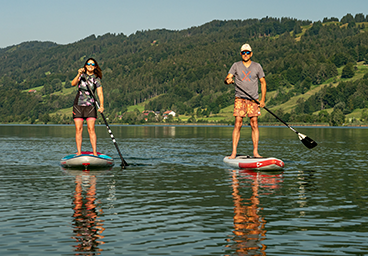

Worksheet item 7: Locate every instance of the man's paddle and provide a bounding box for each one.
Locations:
[82,76,129,167]
[236,85,318,149]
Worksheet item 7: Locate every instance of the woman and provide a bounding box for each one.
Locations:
[71,58,104,156]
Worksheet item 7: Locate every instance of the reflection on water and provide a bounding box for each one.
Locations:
[1,125,368,255]
[226,170,283,255]
[296,170,317,217]
[68,169,107,255]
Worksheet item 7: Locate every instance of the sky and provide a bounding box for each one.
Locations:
[1,0,367,48]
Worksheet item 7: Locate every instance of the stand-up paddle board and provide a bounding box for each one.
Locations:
[60,151,114,169]
[223,155,284,171]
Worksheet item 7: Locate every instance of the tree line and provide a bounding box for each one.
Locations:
[0,13,367,125]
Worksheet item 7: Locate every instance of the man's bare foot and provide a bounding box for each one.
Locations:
[228,153,237,159]
[253,153,263,158]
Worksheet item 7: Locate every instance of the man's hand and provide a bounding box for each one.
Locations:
[259,100,265,108]
[224,74,234,84]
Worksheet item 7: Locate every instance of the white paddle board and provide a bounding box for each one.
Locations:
[223,155,284,171]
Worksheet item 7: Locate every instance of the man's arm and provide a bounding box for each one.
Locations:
[259,77,266,108]
[224,73,234,85]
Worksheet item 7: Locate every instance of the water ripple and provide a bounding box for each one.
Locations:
[1,125,368,255]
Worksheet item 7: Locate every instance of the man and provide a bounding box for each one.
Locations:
[224,43,266,159]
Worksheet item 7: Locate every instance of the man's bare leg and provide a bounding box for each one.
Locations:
[250,116,262,158]
[229,116,243,159]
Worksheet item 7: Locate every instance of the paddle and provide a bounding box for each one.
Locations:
[236,85,318,149]
[82,76,129,167]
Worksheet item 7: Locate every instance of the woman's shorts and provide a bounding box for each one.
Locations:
[73,105,97,120]
[233,97,261,118]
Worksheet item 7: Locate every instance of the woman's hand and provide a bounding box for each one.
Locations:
[98,106,104,113]
[78,68,85,75]
[72,68,85,86]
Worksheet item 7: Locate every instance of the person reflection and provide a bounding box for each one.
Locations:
[71,172,105,255]
[226,169,283,256]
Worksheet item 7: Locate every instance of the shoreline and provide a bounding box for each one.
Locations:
[1,122,368,128]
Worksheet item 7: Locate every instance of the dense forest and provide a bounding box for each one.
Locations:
[1,13,368,126]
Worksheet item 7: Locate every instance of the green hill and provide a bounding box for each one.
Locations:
[1,14,368,126]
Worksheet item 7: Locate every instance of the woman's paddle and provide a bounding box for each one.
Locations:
[236,85,318,149]
[82,77,129,167]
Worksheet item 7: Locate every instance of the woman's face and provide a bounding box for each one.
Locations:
[85,60,96,73]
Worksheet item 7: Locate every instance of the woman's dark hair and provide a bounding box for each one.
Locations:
[84,58,102,79]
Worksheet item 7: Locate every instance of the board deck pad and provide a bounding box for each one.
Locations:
[223,155,284,171]
[60,151,114,169]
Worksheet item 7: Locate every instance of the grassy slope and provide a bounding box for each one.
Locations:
[42,62,367,122]
[271,62,368,114]
[39,22,368,122]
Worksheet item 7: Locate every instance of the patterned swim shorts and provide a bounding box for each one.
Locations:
[233,97,261,118]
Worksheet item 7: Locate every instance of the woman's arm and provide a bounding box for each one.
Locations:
[96,87,104,113]
[71,68,85,86]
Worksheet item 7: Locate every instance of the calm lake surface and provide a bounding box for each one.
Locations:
[0,124,367,255]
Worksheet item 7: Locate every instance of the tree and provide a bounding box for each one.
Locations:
[318,110,330,123]
[166,114,174,123]
[64,79,72,89]
[300,76,312,94]
[51,79,62,92]
[147,112,157,122]
[354,13,365,22]
[293,24,302,35]
[332,53,348,68]
[329,109,345,126]
[341,13,354,24]
[41,84,53,95]
[187,115,196,123]
[361,109,368,121]
[40,113,50,124]
[341,63,355,79]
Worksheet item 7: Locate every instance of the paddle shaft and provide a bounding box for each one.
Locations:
[236,85,298,134]
[83,77,128,167]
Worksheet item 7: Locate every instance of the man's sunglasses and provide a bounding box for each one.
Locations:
[241,51,252,55]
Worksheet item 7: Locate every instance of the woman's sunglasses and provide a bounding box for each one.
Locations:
[86,63,96,66]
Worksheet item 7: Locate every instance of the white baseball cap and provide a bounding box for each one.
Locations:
[240,44,252,52]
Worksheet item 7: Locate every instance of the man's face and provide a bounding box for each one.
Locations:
[241,51,253,62]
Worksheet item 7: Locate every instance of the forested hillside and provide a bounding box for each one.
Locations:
[1,13,368,125]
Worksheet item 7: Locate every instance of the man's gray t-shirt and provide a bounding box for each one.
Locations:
[228,61,265,100]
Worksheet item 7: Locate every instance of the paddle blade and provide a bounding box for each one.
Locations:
[298,133,318,149]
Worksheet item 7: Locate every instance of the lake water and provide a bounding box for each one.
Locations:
[0,124,367,255]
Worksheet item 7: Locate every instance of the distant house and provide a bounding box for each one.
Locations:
[142,110,158,121]
[142,110,157,116]
[163,110,176,119]
[28,89,37,93]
